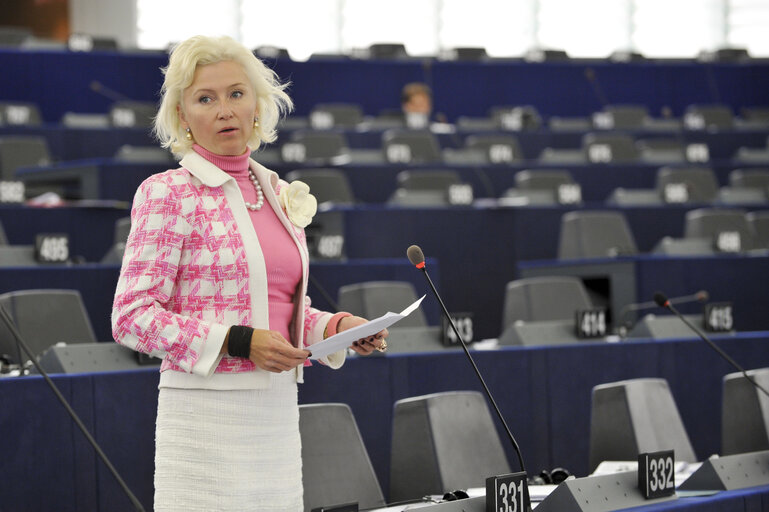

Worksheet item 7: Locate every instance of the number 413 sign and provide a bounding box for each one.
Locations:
[486,472,530,512]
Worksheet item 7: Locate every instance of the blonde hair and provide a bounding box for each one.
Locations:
[154,35,293,157]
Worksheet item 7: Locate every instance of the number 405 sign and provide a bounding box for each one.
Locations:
[486,472,530,512]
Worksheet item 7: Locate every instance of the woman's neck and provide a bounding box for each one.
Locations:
[192,144,250,173]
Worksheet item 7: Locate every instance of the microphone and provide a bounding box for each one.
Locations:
[617,290,709,331]
[407,245,528,475]
[308,272,341,313]
[584,67,609,107]
[435,111,496,198]
[654,291,769,399]
[89,80,131,102]
[0,304,146,512]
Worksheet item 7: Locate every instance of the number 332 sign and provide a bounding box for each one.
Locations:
[638,450,675,499]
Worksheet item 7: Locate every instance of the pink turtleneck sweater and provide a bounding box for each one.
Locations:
[193,145,302,345]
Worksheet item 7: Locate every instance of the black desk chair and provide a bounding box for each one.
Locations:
[300,403,385,511]
[102,216,131,264]
[589,378,697,473]
[0,135,51,181]
[684,207,757,251]
[722,368,769,455]
[389,391,511,503]
[338,281,427,328]
[285,168,356,206]
[747,211,769,249]
[0,289,97,363]
[309,103,364,129]
[558,210,638,260]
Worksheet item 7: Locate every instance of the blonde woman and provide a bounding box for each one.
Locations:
[112,35,387,511]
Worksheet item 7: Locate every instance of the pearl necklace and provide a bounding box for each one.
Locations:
[245,167,264,211]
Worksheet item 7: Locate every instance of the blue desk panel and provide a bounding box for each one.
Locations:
[0,125,154,161]
[14,157,769,205]
[5,204,769,339]
[2,49,768,122]
[2,334,769,511]
[627,484,769,512]
[3,123,766,163]
[343,207,769,337]
[0,204,130,262]
[0,260,440,344]
[518,254,769,333]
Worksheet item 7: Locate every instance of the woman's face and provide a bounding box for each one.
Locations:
[179,60,258,156]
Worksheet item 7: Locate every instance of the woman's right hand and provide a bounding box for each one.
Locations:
[248,329,310,373]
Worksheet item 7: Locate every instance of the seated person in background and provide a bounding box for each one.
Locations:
[401,82,433,129]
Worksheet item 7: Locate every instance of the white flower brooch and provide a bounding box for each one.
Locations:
[278,180,317,228]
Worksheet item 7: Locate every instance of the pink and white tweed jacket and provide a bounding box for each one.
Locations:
[111,151,344,389]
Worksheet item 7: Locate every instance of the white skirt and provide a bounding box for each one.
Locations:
[154,372,302,512]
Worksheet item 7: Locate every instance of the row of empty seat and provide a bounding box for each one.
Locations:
[0,284,763,506]
[259,129,769,167]
[301,368,769,509]
[288,166,769,207]
[3,99,768,132]
[3,135,769,207]
[3,203,768,271]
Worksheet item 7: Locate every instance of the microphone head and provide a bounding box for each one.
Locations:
[653,292,668,308]
[407,245,425,266]
[696,290,709,302]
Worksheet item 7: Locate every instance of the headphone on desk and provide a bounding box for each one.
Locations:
[531,467,572,485]
[441,490,469,501]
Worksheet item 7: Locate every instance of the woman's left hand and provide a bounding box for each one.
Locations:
[337,315,389,355]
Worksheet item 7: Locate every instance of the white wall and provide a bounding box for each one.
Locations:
[69,0,137,49]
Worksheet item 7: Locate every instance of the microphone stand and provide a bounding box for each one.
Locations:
[412,258,527,475]
[658,296,769,399]
[0,304,146,512]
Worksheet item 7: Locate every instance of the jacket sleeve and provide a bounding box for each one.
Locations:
[302,294,346,369]
[111,175,226,377]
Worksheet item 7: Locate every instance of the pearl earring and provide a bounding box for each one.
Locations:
[253,118,259,128]
[185,128,192,141]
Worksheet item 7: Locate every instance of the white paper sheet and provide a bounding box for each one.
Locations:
[308,295,425,359]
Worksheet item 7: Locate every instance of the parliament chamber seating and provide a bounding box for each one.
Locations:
[2,47,769,511]
[721,367,769,455]
[284,168,357,206]
[389,391,512,502]
[589,378,698,472]
[299,403,386,511]
[0,289,96,364]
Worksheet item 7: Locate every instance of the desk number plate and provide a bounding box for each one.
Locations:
[35,233,70,263]
[486,471,530,512]
[443,313,473,346]
[638,450,675,499]
[575,308,607,338]
[704,302,733,332]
